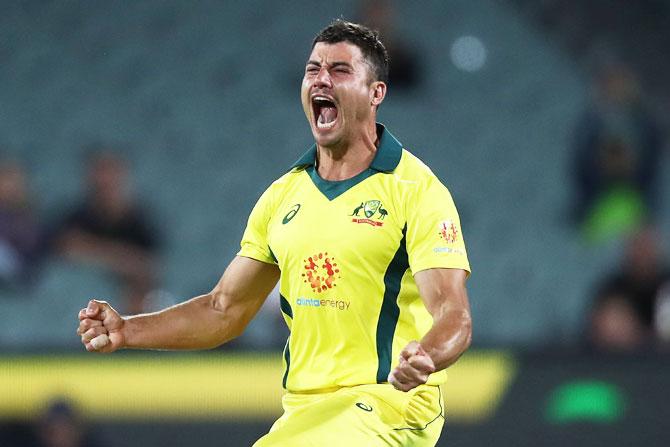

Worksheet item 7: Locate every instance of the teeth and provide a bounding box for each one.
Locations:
[317,118,336,129]
[313,95,336,129]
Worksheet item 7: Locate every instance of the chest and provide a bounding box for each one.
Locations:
[267,176,406,274]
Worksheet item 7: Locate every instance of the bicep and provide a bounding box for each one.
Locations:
[414,268,470,318]
[211,256,280,320]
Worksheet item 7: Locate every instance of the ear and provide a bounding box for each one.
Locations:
[371,81,387,107]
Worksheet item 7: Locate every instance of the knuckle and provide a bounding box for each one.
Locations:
[84,328,99,340]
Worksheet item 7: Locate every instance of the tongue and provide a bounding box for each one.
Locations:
[319,106,337,124]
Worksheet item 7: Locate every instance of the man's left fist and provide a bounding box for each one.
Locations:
[388,341,436,392]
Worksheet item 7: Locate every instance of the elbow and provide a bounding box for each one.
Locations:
[460,310,473,353]
[209,290,246,343]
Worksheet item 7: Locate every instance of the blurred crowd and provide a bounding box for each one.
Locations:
[571,60,669,353]
[0,2,666,356]
[0,2,668,447]
[587,227,670,352]
[0,399,104,447]
[0,149,160,315]
[571,61,663,241]
[0,147,291,350]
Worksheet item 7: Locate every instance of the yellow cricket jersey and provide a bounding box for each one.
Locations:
[238,123,470,392]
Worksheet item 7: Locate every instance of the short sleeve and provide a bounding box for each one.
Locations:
[406,177,470,275]
[237,187,277,265]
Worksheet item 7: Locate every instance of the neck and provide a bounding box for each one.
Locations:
[316,121,378,181]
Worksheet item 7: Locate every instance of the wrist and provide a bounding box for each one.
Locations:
[116,316,133,349]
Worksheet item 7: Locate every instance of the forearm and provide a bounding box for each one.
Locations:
[78,257,278,354]
[420,308,472,371]
[121,292,242,350]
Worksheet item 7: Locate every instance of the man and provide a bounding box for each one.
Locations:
[77,20,472,446]
[58,150,159,314]
[588,226,669,351]
[0,159,43,289]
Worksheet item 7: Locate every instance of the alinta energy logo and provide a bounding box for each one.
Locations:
[439,219,459,244]
[302,252,341,293]
[350,199,388,227]
[434,219,465,254]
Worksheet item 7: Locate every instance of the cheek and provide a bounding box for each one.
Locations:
[301,76,310,92]
[300,80,311,112]
[351,88,373,116]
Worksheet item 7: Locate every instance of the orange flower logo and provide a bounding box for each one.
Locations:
[302,252,341,293]
[439,220,459,244]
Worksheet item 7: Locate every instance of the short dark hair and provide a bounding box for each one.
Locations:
[312,19,389,84]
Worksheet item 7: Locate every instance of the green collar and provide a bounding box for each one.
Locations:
[290,123,403,172]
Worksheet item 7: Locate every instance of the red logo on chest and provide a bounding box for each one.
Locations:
[302,252,341,293]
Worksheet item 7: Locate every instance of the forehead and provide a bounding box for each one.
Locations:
[307,41,365,65]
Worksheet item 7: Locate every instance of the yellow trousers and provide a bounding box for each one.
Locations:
[253,384,444,446]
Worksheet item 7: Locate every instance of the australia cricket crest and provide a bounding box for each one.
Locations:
[363,200,381,218]
[351,199,388,227]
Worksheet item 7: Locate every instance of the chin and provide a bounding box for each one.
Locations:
[314,131,343,148]
[309,124,336,146]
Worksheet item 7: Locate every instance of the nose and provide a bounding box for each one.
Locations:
[313,67,332,88]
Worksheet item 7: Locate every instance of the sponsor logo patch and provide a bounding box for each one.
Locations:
[302,252,340,293]
[295,297,350,310]
[438,219,459,244]
[433,247,465,254]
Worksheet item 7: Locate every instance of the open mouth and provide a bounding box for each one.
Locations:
[312,96,338,129]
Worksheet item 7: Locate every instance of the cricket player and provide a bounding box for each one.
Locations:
[77,20,472,446]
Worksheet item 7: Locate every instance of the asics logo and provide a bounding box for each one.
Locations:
[282,204,301,224]
[356,402,373,412]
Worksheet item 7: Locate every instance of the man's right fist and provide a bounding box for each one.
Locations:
[77,299,124,353]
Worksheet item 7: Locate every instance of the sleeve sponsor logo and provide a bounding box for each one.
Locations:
[439,220,459,244]
[350,199,388,227]
[301,252,341,293]
[433,247,465,254]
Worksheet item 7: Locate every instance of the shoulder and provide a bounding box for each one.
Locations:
[254,169,302,207]
[268,169,301,193]
[392,149,442,189]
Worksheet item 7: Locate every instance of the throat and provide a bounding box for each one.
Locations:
[317,106,337,126]
[316,149,375,181]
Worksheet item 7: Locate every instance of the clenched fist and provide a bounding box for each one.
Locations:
[77,300,125,353]
[388,341,435,392]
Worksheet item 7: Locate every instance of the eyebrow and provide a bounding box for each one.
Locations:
[306,60,354,69]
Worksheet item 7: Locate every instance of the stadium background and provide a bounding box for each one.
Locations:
[0,1,668,446]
